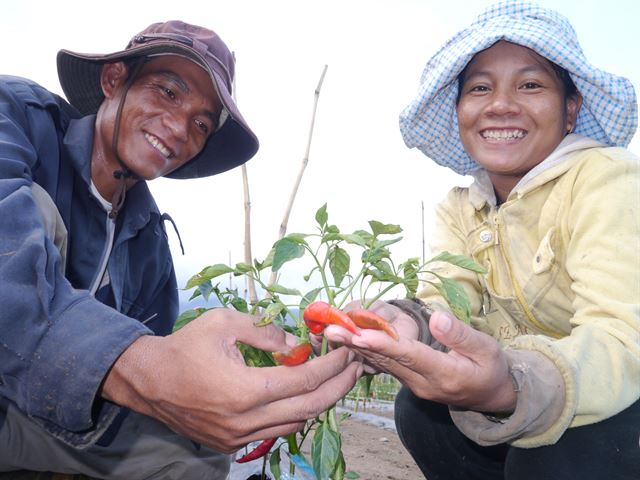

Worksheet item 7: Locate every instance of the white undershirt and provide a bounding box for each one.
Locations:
[88,181,116,295]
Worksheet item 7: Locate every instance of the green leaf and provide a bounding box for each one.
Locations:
[197,281,214,301]
[326,224,340,234]
[345,471,360,479]
[266,283,302,296]
[257,301,286,326]
[369,220,402,236]
[301,287,323,310]
[400,258,420,297]
[173,307,208,332]
[315,203,328,228]
[340,233,369,248]
[284,232,309,244]
[361,246,390,264]
[230,297,249,313]
[184,264,234,289]
[255,248,275,271]
[322,232,343,243]
[329,246,350,287]
[312,421,341,480]
[332,451,346,480]
[375,236,403,248]
[272,238,306,272]
[429,251,487,274]
[234,262,253,274]
[353,230,374,247]
[430,276,471,323]
[269,445,282,479]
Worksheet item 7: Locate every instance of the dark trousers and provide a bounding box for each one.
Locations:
[394,387,640,480]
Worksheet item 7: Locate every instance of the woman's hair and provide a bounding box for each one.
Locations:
[456,57,579,103]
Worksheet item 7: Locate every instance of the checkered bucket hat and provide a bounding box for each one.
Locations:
[399,0,638,175]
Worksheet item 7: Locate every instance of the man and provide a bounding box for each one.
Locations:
[0,21,361,479]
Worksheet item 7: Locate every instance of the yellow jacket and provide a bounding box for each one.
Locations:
[418,135,640,447]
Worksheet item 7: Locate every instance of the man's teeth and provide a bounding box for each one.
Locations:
[481,129,526,140]
[144,133,171,157]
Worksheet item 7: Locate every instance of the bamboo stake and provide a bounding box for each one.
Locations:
[267,65,328,288]
[233,51,258,304]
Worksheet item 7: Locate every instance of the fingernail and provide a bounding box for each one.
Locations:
[438,313,453,333]
[347,351,356,362]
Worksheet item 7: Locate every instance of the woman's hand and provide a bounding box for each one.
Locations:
[324,308,516,414]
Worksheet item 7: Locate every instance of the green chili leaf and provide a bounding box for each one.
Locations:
[352,229,374,245]
[429,251,487,274]
[401,258,420,297]
[269,446,281,479]
[430,276,471,324]
[312,421,341,480]
[345,471,361,479]
[329,246,350,287]
[332,452,346,480]
[256,301,286,326]
[322,232,342,243]
[315,203,328,228]
[284,232,309,244]
[184,264,234,289]
[255,248,275,271]
[340,233,369,247]
[197,281,214,301]
[326,224,340,234]
[368,220,402,236]
[361,246,390,264]
[230,296,249,313]
[375,236,403,248]
[300,287,323,311]
[266,283,302,296]
[272,238,306,272]
[234,262,253,275]
[173,307,208,332]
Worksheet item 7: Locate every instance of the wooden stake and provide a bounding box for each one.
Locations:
[268,65,328,287]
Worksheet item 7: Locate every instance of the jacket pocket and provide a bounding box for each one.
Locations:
[532,227,556,275]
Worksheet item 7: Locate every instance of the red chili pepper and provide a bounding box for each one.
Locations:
[272,342,313,366]
[303,301,359,335]
[235,437,278,463]
[346,309,399,340]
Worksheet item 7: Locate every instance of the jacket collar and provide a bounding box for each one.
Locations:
[63,115,160,232]
[468,134,606,210]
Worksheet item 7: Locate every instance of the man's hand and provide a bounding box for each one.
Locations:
[101,309,362,453]
[323,309,516,414]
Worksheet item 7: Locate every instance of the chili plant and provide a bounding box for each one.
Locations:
[176,203,486,479]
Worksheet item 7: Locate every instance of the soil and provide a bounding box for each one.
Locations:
[337,415,422,480]
[231,400,423,480]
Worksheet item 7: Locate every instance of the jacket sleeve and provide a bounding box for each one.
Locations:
[501,150,640,447]
[0,80,152,448]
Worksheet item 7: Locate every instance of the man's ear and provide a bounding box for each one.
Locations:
[100,61,129,99]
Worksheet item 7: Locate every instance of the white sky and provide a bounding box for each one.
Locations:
[3,0,639,305]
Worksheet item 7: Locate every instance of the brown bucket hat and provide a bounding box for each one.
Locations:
[56,20,259,179]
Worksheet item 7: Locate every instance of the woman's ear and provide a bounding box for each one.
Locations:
[565,92,583,134]
[100,61,129,98]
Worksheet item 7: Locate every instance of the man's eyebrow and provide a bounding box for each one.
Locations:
[157,71,191,94]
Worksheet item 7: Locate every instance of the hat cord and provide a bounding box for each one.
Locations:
[108,59,146,219]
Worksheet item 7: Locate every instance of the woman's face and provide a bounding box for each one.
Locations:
[456,41,581,199]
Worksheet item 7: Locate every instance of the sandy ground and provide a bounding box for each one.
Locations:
[231,400,423,480]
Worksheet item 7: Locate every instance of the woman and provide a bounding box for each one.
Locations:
[324,2,639,479]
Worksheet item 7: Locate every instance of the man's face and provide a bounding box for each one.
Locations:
[101,56,221,180]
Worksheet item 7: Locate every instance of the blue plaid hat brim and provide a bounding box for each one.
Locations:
[400,1,638,175]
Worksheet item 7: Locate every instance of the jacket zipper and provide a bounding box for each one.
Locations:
[494,215,563,339]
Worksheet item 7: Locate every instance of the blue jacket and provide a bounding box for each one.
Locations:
[0,76,179,447]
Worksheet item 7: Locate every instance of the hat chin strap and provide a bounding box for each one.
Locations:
[108,60,145,219]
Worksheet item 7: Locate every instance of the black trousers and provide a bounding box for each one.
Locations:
[394,387,640,480]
